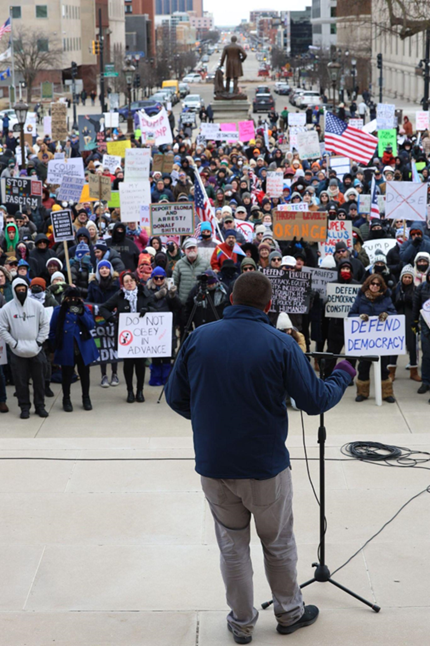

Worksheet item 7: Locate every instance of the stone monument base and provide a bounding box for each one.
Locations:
[211,99,251,123]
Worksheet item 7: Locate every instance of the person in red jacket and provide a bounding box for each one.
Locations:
[211,231,241,272]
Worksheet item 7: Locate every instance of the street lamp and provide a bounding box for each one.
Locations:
[351,57,357,99]
[13,99,28,170]
[122,60,136,137]
[327,58,341,111]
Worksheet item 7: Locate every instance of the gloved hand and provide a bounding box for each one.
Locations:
[412,236,422,246]
[169,285,177,297]
[139,307,148,318]
[70,304,84,316]
[334,360,357,381]
[378,312,388,322]
[155,288,167,300]
[360,313,369,322]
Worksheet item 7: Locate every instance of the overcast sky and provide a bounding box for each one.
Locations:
[205,1,308,28]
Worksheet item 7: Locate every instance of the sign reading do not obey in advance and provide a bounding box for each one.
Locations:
[117,312,173,358]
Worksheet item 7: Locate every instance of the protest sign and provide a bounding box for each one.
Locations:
[363,119,377,134]
[104,112,119,128]
[266,171,284,197]
[416,111,429,131]
[57,176,85,203]
[79,184,97,203]
[273,210,327,243]
[377,129,397,156]
[358,194,371,214]
[288,113,306,126]
[90,318,119,365]
[218,130,239,142]
[319,220,353,257]
[3,177,42,209]
[0,337,7,365]
[385,182,427,221]
[54,152,65,160]
[119,181,151,223]
[420,298,430,329]
[278,203,308,212]
[329,156,350,181]
[296,130,321,160]
[363,238,397,264]
[349,118,364,129]
[235,220,254,243]
[140,204,150,232]
[88,174,112,201]
[117,312,173,358]
[43,115,51,136]
[377,103,396,130]
[325,284,361,318]
[108,191,120,209]
[152,152,174,174]
[125,147,151,181]
[150,202,194,236]
[50,102,67,141]
[238,120,255,142]
[24,113,37,136]
[106,140,131,157]
[306,267,337,298]
[344,315,406,356]
[139,107,173,146]
[102,154,122,174]
[263,269,312,314]
[78,114,105,151]
[200,123,220,139]
[51,209,74,242]
[47,158,84,185]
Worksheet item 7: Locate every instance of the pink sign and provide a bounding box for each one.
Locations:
[239,120,255,142]
[220,123,236,131]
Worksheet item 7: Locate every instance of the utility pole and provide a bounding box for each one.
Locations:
[423,29,430,111]
[71,61,78,130]
[99,8,106,113]
[377,53,383,103]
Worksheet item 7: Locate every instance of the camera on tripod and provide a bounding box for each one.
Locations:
[195,273,210,302]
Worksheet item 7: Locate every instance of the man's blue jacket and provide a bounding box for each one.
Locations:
[165,305,351,479]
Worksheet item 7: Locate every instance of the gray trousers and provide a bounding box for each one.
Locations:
[201,467,304,637]
[10,351,45,411]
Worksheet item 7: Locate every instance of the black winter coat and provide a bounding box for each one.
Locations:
[107,223,140,271]
[99,284,156,322]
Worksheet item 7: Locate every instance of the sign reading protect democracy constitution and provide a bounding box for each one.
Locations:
[344,315,406,356]
[325,284,360,318]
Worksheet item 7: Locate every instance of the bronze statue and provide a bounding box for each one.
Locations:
[219,35,247,95]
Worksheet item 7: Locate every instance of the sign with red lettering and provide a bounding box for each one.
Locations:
[319,219,353,257]
[138,107,173,146]
[273,210,327,243]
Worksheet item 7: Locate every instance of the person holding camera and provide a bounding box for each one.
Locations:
[99,271,156,403]
[49,288,99,412]
[184,270,229,329]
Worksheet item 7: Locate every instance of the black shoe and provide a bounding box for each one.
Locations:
[35,407,49,418]
[63,398,73,413]
[45,384,55,397]
[355,395,367,402]
[20,409,30,420]
[417,383,429,394]
[227,623,252,644]
[82,397,92,411]
[136,390,145,403]
[127,390,135,403]
[276,605,319,635]
[384,396,396,403]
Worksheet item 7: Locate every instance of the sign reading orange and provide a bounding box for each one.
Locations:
[273,210,327,243]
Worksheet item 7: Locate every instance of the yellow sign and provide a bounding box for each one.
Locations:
[79,183,98,203]
[106,140,131,158]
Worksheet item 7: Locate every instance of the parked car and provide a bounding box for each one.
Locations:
[179,83,190,98]
[255,85,271,95]
[117,100,162,122]
[252,92,275,113]
[182,94,204,111]
[274,82,290,95]
[156,88,179,105]
[289,89,306,106]
[182,73,202,84]
[297,91,322,109]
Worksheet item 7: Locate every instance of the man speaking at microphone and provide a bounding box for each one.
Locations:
[165,272,355,644]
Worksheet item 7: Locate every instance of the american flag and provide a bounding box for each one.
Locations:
[370,176,380,219]
[0,17,11,41]
[325,112,377,165]
[193,170,224,240]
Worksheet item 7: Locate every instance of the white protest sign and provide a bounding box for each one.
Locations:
[117,312,173,358]
[329,156,350,181]
[57,175,85,203]
[218,131,239,142]
[278,203,309,212]
[288,113,306,126]
[47,158,85,185]
[43,115,51,136]
[102,154,122,174]
[349,118,364,129]
[54,152,65,160]
[125,147,151,181]
[344,315,406,356]
[0,337,7,365]
[296,130,321,160]
[377,103,396,130]
[235,220,254,243]
[319,220,352,257]
[104,112,119,128]
[200,123,220,139]
[150,202,194,236]
[416,111,429,131]
[306,267,337,298]
[140,204,150,230]
[363,238,397,265]
[24,113,37,136]
[119,181,151,223]
[358,194,371,214]
[362,119,377,134]
[385,182,427,221]
[266,171,284,197]
[139,107,173,146]
[325,283,361,318]
[420,298,430,328]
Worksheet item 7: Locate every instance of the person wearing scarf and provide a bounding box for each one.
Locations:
[29,277,58,398]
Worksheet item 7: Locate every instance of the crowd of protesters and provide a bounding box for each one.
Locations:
[1,94,430,419]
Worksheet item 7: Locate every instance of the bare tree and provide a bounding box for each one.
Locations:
[13,27,63,102]
[343,0,430,39]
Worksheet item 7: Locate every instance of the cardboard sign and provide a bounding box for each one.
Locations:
[319,220,353,257]
[50,102,68,141]
[273,210,327,243]
[119,181,151,223]
[377,129,397,157]
[152,152,174,174]
[416,111,429,131]
[288,113,306,126]
[266,171,284,197]
[102,154,122,174]
[296,130,321,160]
[344,315,406,356]
[117,312,173,358]
[306,267,337,298]
[238,120,255,142]
[106,140,131,157]
[3,177,42,209]
[376,103,396,130]
[51,209,74,242]
[349,118,364,129]
[363,238,397,265]
[88,174,112,201]
[125,147,151,181]
[325,283,361,318]
[47,158,85,185]
[385,182,427,221]
[263,268,312,314]
[139,107,173,146]
[200,123,221,139]
[150,203,194,236]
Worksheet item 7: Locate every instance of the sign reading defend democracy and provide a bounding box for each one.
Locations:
[263,268,312,314]
[117,312,173,358]
[325,284,361,318]
[150,203,194,236]
[273,210,327,243]
[344,315,406,356]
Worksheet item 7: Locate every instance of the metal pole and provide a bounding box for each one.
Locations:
[99,8,106,113]
[9,7,16,107]
[379,62,383,104]
[71,78,78,130]
[423,29,430,111]
[19,123,25,170]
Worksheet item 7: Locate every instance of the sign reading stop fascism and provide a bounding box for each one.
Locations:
[273,210,327,243]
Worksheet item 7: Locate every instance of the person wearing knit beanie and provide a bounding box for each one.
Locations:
[241,257,257,272]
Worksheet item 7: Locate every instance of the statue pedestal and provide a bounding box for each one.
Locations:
[211,99,251,124]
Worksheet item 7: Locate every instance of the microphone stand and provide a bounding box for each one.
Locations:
[262,351,381,613]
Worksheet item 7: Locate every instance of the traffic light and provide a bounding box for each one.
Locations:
[71,61,78,78]
[92,40,101,55]
[134,74,141,88]
[377,53,383,69]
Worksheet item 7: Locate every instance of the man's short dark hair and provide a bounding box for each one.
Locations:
[232,273,272,311]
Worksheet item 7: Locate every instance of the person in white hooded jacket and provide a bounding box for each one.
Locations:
[0,278,50,419]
